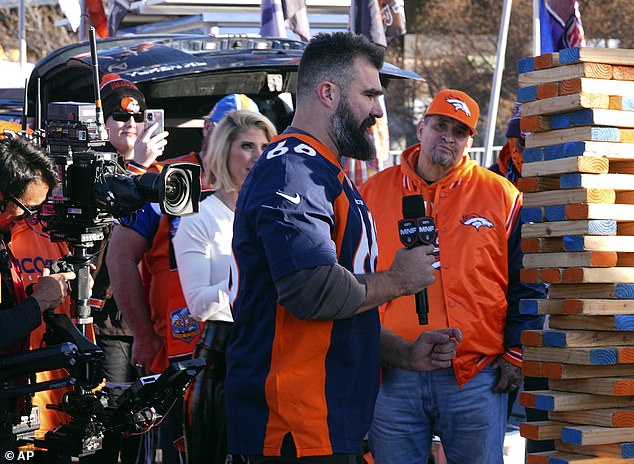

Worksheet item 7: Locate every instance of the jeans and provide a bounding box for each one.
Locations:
[368,365,507,464]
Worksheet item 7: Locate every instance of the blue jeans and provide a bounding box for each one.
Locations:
[368,366,507,464]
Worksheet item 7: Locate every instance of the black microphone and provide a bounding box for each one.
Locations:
[398,195,437,325]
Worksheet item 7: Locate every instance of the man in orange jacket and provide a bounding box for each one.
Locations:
[360,89,545,464]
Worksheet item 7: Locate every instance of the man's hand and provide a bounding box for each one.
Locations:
[31,268,76,311]
[131,332,164,375]
[491,356,522,393]
[132,123,169,168]
[389,245,436,296]
[407,328,462,371]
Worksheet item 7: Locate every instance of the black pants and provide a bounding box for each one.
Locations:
[245,434,363,464]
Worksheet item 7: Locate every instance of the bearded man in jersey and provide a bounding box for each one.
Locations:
[225,32,462,464]
[359,89,545,464]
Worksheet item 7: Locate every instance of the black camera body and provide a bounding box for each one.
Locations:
[42,101,201,246]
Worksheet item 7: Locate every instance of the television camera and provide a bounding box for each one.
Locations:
[0,27,203,457]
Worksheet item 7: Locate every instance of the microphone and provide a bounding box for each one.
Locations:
[399,195,437,325]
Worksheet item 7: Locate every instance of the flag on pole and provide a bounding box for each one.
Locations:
[381,0,406,44]
[350,0,387,47]
[107,0,131,36]
[58,0,81,32]
[540,0,585,53]
[261,0,287,38]
[282,0,311,42]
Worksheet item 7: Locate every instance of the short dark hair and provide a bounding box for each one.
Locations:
[296,32,385,101]
[0,137,58,198]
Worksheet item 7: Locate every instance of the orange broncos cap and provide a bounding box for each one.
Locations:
[425,89,480,135]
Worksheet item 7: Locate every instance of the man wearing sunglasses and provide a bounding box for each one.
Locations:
[0,135,77,455]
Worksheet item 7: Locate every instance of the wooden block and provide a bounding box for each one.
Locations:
[542,330,634,348]
[561,424,634,446]
[548,452,634,463]
[617,253,634,266]
[538,141,634,162]
[523,330,546,346]
[560,47,634,66]
[521,420,571,441]
[522,94,610,118]
[520,299,566,315]
[523,237,568,253]
[613,65,634,81]
[521,268,542,283]
[550,377,634,396]
[548,283,634,299]
[522,157,609,177]
[522,115,552,132]
[523,346,626,366]
[522,220,616,239]
[520,390,634,411]
[550,408,634,428]
[560,173,634,190]
[523,360,544,377]
[556,440,634,460]
[535,52,561,70]
[527,451,559,464]
[618,223,634,236]
[563,236,634,252]
[564,299,634,316]
[559,78,634,97]
[527,127,634,149]
[541,362,634,379]
[564,204,634,221]
[523,189,615,208]
[538,82,560,99]
[523,252,617,269]
[518,86,539,102]
[563,267,634,284]
[609,161,634,174]
[519,63,613,88]
[609,95,634,111]
[518,176,561,192]
[550,315,634,331]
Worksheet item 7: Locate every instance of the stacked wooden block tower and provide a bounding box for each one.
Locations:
[515,47,634,464]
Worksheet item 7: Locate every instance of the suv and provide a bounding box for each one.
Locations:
[27,34,419,157]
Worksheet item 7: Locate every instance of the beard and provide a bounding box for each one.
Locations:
[329,97,377,161]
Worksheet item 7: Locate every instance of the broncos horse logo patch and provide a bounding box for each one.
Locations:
[446,98,471,117]
[461,214,494,231]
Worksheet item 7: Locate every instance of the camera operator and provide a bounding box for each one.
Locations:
[0,136,75,453]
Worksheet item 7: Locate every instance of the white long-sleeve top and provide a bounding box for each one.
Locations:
[172,194,234,322]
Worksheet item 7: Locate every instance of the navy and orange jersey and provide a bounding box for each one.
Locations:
[226,132,381,457]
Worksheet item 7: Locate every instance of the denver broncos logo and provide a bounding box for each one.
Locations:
[446,98,471,117]
[120,96,141,113]
[461,214,494,231]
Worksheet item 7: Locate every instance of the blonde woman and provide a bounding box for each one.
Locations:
[173,109,277,464]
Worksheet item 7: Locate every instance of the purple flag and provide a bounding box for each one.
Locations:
[282,0,311,42]
[350,0,387,48]
[261,0,287,38]
[540,0,585,53]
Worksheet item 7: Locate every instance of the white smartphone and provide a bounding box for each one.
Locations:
[144,109,165,133]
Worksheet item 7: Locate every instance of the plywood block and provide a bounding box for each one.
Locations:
[563,267,634,284]
[549,315,634,332]
[563,236,634,253]
[541,362,634,379]
[522,157,609,177]
[548,283,634,299]
[560,78,634,97]
[518,176,562,192]
[614,66,634,81]
[562,424,634,446]
[522,220,616,239]
[522,94,610,119]
[524,346,633,366]
[556,441,634,460]
[520,298,566,315]
[560,173,634,190]
[560,47,634,66]
[564,299,634,316]
[542,330,634,348]
[519,63,613,88]
[527,127,634,149]
[523,252,617,269]
[550,377,634,396]
[523,189,615,208]
[563,204,634,222]
[551,408,634,428]
[520,390,634,411]
[521,421,571,441]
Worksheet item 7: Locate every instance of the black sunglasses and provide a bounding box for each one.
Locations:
[7,194,40,218]
[111,111,144,123]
